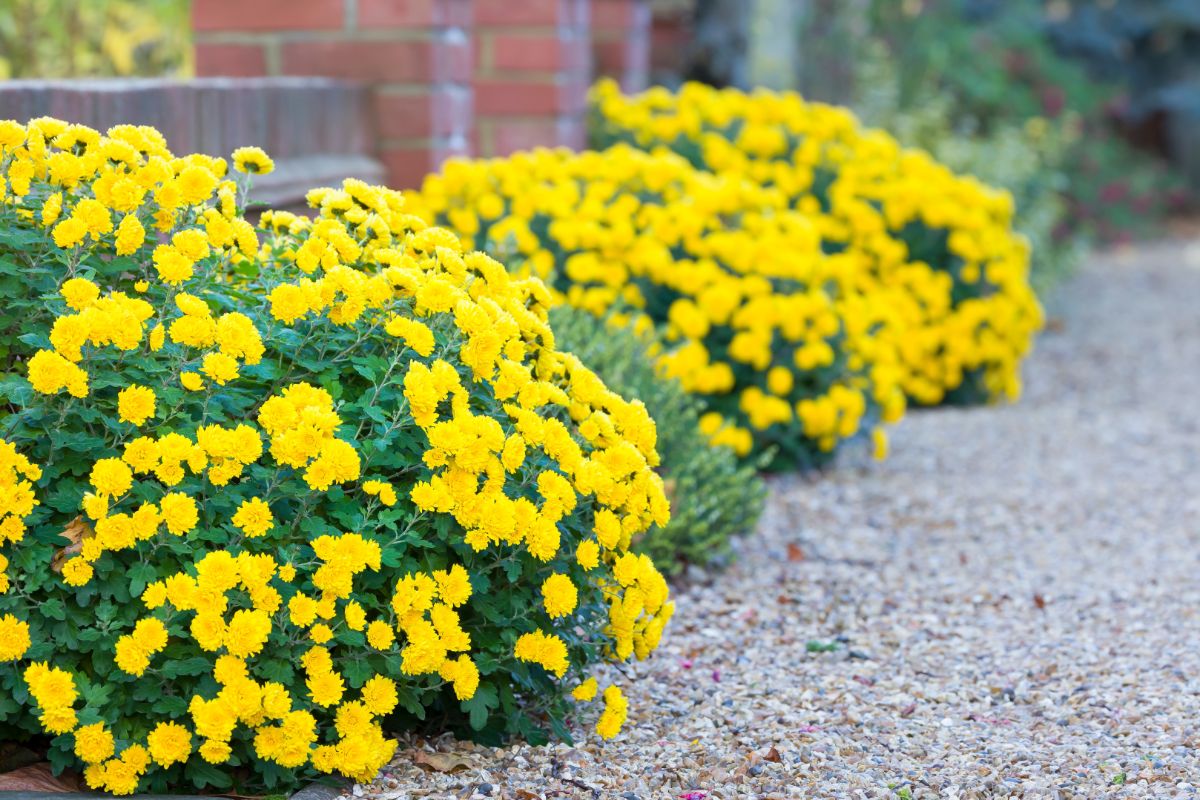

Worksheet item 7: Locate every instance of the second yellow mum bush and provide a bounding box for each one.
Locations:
[589,79,1044,407]
[0,118,670,795]
[404,84,1042,470]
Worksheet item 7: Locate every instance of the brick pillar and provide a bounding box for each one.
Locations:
[473,0,591,157]
[192,0,472,189]
[592,0,650,92]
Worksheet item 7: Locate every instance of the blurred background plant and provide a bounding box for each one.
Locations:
[0,0,191,79]
[1045,0,1200,217]
[849,0,1188,250]
[816,0,1189,289]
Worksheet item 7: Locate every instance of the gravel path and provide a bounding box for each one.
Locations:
[358,242,1200,799]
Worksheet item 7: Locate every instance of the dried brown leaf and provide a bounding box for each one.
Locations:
[412,750,470,773]
[50,516,93,574]
[0,763,81,792]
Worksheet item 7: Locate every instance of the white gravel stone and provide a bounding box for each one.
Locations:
[354,242,1200,799]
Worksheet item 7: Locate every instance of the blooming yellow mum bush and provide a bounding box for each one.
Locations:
[589,79,1044,406]
[0,119,671,794]
[406,146,908,470]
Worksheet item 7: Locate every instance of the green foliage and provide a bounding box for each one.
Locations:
[0,0,191,79]
[549,306,766,574]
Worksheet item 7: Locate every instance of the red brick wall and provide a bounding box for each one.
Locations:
[192,0,653,183]
[473,0,590,157]
[193,0,472,189]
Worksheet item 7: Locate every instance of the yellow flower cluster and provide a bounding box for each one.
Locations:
[258,383,361,491]
[24,662,78,735]
[405,146,907,465]
[595,685,628,739]
[0,614,31,661]
[113,618,168,676]
[0,117,675,793]
[30,284,263,400]
[137,545,396,782]
[590,78,1043,406]
[60,421,295,584]
[0,441,41,594]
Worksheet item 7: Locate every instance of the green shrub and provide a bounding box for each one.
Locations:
[549,306,765,574]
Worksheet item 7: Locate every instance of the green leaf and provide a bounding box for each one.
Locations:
[351,360,377,382]
[160,657,211,678]
[0,693,20,721]
[186,759,234,790]
[462,681,498,731]
[153,695,189,716]
[40,598,67,621]
[342,659,372,689]
[257,659,295,684]
[127,563,157,597]
[79,680,113,709]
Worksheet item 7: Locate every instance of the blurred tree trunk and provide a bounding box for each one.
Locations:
[683,0,749,88]
[748,0,798,90]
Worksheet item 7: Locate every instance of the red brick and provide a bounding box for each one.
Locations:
[650,15,689,71]
[357,0,471,28]
[381,147,435,190]
[592,0,646,30]
[193,0,344,31]
[375,87,470,139]
[490,34,574,73]
[194,43,268,77]
[474,79,570,116]
[593,40,625,71]
[489,118,582,155]
[282,39,444,82]
[490,120,557,155]
[381,142,467,189]
[375,92,432,139]
[594,36,649,91]
[474,0,580,27]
